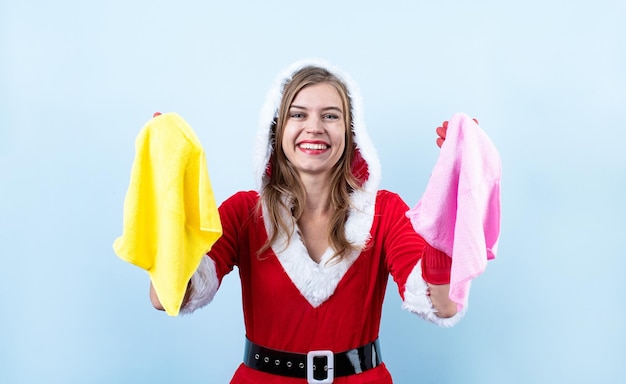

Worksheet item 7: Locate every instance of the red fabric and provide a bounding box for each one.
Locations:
[230,363,392,384]
[208,190,449,383]
[421,245,452,285]
[350,147,369,187]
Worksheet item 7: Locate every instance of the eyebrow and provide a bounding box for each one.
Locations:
[289,105,343,113]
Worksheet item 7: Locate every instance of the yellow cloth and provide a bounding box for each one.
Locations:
[113,112,222,316]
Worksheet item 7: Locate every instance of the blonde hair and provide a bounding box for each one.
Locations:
[259,66,363,261]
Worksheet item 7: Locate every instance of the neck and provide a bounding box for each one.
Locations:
[299,173,332,213]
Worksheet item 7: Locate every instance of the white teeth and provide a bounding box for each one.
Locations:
[299,143,328,150]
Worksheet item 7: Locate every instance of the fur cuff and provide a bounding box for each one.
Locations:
[179,256,219,315]
[401,260,465,327]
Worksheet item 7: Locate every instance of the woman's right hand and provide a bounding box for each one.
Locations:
[149,279,193,312]
[149,281,165,311]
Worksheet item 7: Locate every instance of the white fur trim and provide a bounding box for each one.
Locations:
[179,256,219,315]
[254,58,381,194]
[401,260,465,327]
[262,191,376,308]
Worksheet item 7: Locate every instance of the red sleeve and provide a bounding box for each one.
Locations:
[421,244,452,285]
[377,191,451,298]
[377,191,427,299]
[207,191,258,284]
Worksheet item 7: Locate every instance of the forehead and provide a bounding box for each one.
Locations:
[291,82,343,109]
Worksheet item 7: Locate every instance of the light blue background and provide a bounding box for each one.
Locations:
[1,1,624,383]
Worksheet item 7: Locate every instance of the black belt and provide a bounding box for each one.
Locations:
[243,337,382,382]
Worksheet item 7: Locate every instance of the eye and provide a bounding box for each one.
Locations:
[289,112,305,119]
[323,113,339,120]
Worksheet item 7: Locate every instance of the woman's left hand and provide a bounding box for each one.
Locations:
[427,283,458,318]
[436,118,479,148]
[435,121,448,148]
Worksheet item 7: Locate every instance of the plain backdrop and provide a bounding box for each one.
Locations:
[1,1,625,383]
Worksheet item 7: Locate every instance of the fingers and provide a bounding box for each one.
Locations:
[436,118,479,148]
[436,126,447,140]
[436,121,448,148]
[153,112,162,118]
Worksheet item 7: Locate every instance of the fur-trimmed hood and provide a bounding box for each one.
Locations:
[253,58,381,195]
[252,59,383,307]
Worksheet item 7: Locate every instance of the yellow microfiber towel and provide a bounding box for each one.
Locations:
[113,112,222,316]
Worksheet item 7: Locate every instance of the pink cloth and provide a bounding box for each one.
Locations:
[406,113,501,311]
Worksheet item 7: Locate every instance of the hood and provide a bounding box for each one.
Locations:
[253,58,381,195]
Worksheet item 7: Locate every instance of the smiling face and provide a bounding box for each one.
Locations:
[280,82,347,180]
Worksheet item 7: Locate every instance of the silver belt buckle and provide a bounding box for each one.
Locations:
[306,350,334,384]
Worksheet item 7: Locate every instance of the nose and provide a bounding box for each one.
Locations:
[305,115,324,134]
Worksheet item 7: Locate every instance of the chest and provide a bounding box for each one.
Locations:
[249,191,390,308]
[296,216,331,263]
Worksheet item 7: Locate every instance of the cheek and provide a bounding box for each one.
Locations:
[334,127,347,152]
[280,127,292,148]
[283,120,299,138]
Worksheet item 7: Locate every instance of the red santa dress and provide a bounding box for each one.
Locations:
[182,59,465,383]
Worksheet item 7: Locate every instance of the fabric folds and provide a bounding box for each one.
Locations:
[113,112,222,316]
[406,113,501,311]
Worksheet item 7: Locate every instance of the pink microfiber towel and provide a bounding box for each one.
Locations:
[406,113,501,311]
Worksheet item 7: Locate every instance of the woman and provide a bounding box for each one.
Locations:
[151,59,463,383]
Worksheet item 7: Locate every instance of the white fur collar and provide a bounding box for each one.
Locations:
[262,189,377,307]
